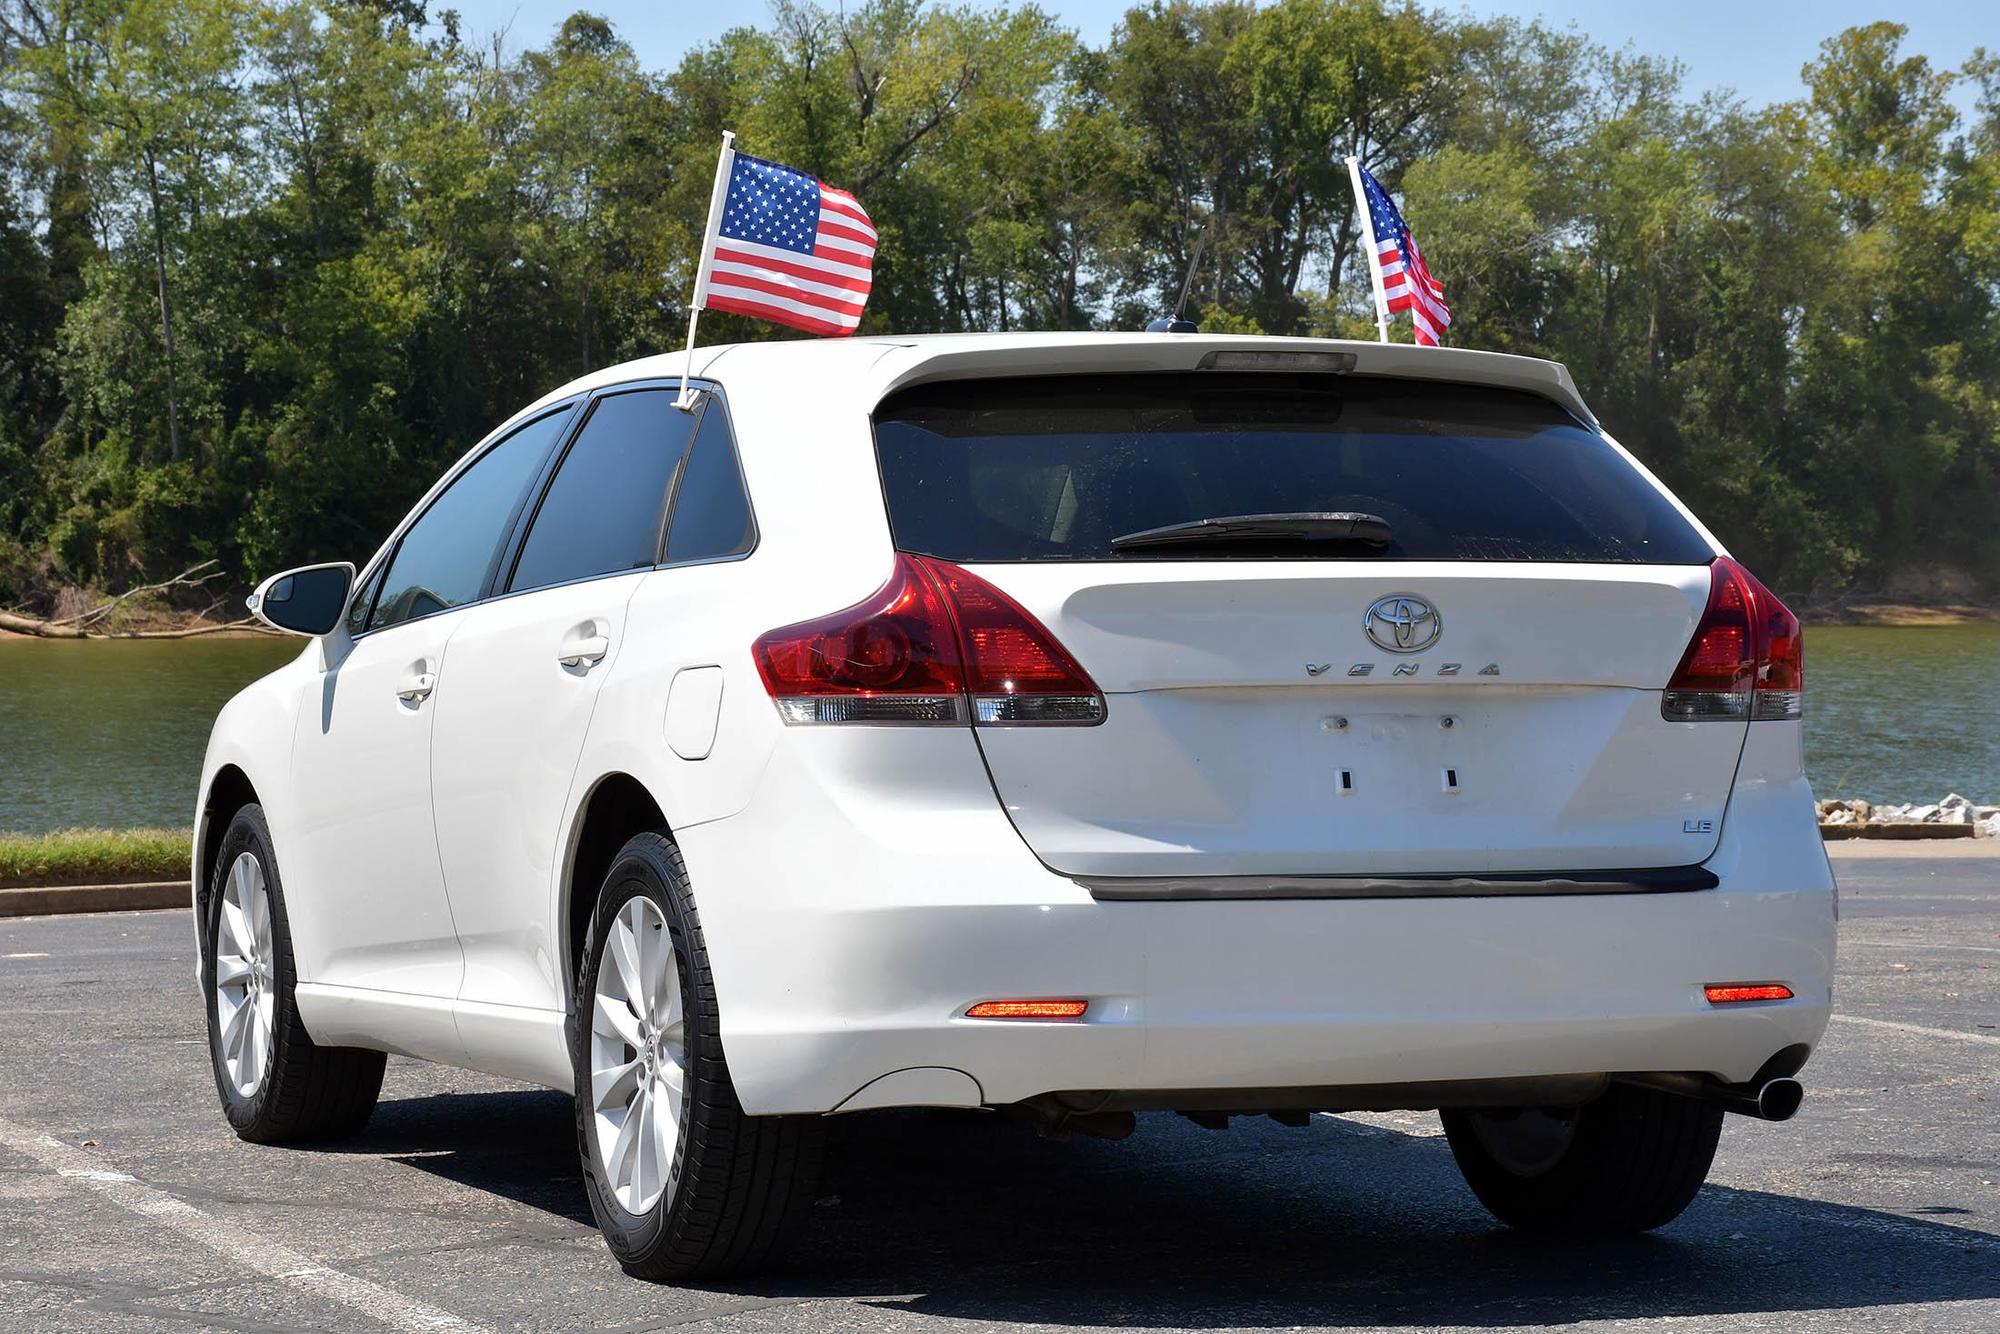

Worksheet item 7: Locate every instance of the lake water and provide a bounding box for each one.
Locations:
[0,625,1994,834]
[0,637,302,834]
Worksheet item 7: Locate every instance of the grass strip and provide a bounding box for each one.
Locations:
[0,828,189,888]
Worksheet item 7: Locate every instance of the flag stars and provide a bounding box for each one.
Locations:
[718,153,825,256]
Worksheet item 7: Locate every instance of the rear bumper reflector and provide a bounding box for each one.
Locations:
[1077,865,1721,902]
[1704,983,1794,1004]
[965,999,1089,1019]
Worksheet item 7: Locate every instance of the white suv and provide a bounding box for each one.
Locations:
[196,333,1833,1279]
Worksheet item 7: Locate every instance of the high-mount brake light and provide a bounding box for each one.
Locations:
[1196,349,1357,373]
[1662,557,1803,723]
[752,554,1106,727]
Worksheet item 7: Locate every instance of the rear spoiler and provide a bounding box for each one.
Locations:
[868,335,1598,428]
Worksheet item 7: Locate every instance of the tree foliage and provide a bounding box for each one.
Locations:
[0,0,1993,605]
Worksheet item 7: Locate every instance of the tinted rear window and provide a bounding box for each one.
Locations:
[872,374,1711,563]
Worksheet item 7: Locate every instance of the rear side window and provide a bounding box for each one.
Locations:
[510,389,693,593]
[873,374,1711,564]
[370,410,566,631]
[664,402,754,564]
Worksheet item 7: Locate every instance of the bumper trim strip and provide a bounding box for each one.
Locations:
[1078,865,1720,902]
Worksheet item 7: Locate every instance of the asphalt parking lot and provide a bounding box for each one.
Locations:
[1,841,1994,1333]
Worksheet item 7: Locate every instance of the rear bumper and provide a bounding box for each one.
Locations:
[707,885,1834,1114]
[686,727,1835,1116]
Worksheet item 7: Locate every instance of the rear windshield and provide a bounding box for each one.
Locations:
[872,373,1711,563]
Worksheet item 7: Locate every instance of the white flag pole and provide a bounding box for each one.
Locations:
[1345,155,1391,344]
[677,129,736,411]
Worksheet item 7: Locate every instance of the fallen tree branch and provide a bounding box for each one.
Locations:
[51,560,224,630]
[0,561,279,639]
[121,617,287,640]
[0,610,89,638]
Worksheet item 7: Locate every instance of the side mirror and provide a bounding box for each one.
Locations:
[246,562,354,637]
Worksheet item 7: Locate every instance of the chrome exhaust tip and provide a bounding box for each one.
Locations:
[1614,1071,1806,1121]
[1754,1076,1803,1122]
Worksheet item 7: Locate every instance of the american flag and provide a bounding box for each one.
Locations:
[1357,163,1450,346]
[698,150,875,337]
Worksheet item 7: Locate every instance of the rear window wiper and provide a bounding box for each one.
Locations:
[1111,512,1392,553]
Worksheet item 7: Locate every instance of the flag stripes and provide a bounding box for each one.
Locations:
[1353,161,1451,347]
[694,148,875,336]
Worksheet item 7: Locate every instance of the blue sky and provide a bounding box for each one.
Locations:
[445,1,1990,114]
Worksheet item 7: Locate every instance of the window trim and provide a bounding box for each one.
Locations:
[347,397,584,642]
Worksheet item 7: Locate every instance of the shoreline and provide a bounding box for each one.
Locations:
[4,601,1995,641]
[0,625,280,641]
[1801,602,2000,627]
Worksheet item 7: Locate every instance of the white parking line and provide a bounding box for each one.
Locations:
[1841,938,2000,954]
[0,1116,488,1332]
[1830,1013,2000,1046]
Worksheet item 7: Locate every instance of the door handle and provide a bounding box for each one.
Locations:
[396,671,436,702]
[557,634,611,670]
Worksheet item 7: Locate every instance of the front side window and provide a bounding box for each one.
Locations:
[664,401,755,564]
[370,410,568,632]
[509,389,693,594]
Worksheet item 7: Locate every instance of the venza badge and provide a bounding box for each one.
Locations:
[1363,594,1441,653]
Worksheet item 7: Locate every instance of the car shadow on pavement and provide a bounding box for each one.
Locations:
[335,1088,597,1227]
[356,1091,2000,1327]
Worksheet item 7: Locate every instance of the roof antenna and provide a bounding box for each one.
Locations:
[1146,224,1207,333]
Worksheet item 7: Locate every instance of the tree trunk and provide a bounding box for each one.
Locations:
[143,152,182,464]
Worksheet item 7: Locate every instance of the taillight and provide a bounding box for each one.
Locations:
[1662,557,1803,722]
[751,555,967,724]
[1753,575,1803,720]
[916,558,1106,724]
[752,554,1106,726]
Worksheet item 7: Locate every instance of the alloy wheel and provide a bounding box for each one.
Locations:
[589,896,687,1215]
[213,851,277,1098]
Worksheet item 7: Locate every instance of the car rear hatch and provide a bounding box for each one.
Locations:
[870,370,1745,880]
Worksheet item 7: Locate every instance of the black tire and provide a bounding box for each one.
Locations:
[572,832,823,1281]
[202,805,385,1143]
[1442,1083,1722,1236]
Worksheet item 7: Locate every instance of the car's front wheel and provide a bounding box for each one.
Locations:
[203,804,386,1143]
[1441,1082,1723,1236]
[572,832,822,1280]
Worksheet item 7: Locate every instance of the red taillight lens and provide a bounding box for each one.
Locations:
[752,554,1105,726]
[914,557,1105,724]
[1750,572,1803,719]
[751,554,967,724]
[1663,557,1803,722]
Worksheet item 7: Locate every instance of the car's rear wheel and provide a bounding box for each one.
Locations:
[203,804,385,1143]
[573,832,822,1280]
[1441,1083,1722,1235]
